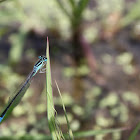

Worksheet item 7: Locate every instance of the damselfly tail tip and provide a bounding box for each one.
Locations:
[0,117,3,123]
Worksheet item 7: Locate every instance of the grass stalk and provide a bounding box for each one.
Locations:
[46,37,64,140]
[55,81,74,140]
[128,122,140,140]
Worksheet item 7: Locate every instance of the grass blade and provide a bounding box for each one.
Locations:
[72,127,126,139]
[128,122,140,140]
[46,37,64,140]
[55,81,74,140]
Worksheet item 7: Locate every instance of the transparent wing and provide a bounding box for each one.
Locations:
[8,71,33,103]
[0,71,35,122]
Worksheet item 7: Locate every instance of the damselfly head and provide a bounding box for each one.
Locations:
[38,56,47,61]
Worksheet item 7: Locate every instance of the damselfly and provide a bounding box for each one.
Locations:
[0,55,47,123]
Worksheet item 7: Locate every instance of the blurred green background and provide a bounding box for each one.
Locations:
[0,0,140,140]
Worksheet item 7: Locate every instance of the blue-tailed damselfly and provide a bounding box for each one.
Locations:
[0,55,47,123]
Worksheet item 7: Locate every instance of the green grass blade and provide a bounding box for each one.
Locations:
[128,122,140,140]
[46,37,56,139]
[46,37,64,140]
[72,128,126,139]
[55,81,74,140]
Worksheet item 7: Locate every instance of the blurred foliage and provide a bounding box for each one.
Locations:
[63,65,90,77]
[56,0,90,29]
[100,92,118,107]
[116,52,135,75]
[54,93,74,106]
[9,32,26,64]
[122,91,140,106]
[121,0,140,27]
